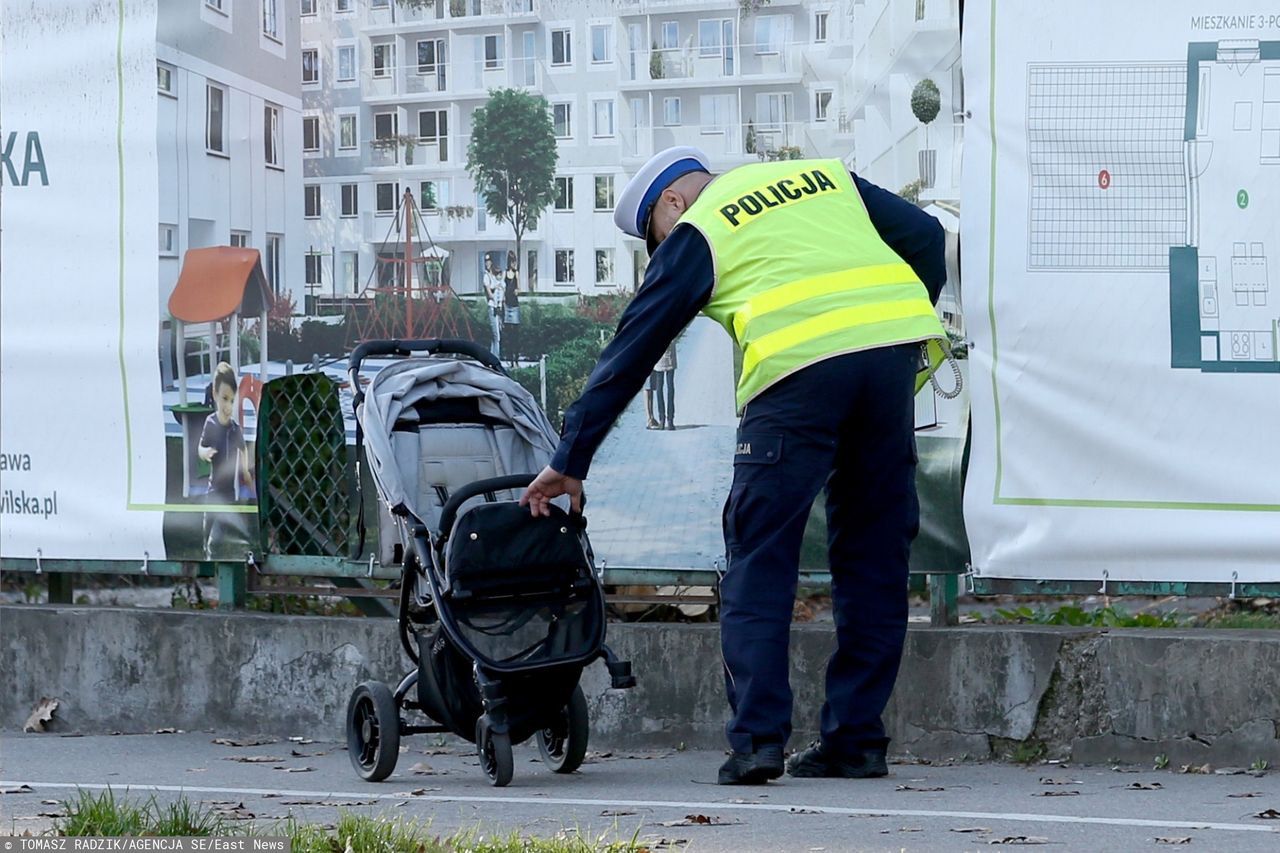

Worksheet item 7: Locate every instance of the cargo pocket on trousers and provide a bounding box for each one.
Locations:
[733,431,783,466]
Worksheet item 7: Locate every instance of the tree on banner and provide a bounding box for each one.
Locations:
[466,89,558,292]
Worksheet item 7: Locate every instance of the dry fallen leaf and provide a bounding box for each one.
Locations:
[1254,809,1280,820]
[272,766,314,773]
[153,727,181,735]
[989,837,1050,845]
[1039,778,1083,786]
[1227,792,1263,798]
[409,762,437,775]
[951,827,991,834]
[1179,764,1212,775]
[600,809,636,817]
[896,784,945,792]
[1034,790,1080,797]
[1123,782,1164,791]
[1213,767,1246,776]
[41,800,59,806]
[281,800,377,807]
[23,698,59,733]
[288,736,315,744]
[225,755,285,763]
[1154,838,1191,845]
[213,737,276,747]
[291,749,327,758]
[788,807,822,814]
[660,814,742,827]
[187,768,208,773]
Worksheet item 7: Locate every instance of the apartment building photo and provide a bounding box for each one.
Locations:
[157,0,306,385]
[298,0,858,304]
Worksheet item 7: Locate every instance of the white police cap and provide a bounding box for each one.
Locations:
[614,146,711,250]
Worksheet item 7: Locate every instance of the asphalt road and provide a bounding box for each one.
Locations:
[3,733,1280,851]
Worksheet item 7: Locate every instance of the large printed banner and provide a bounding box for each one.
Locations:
[1,0,170,560]
[963,2,1280,582]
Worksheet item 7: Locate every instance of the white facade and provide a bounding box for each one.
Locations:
[300,0,859,303]
[157,0,306,317]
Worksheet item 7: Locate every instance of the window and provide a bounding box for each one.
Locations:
[552,102,572,138]
[417,39,445,74]
[814,11,828,43]
[553,176,573,211]
[595,249,613,284]
[698,20,722,57]
[230,231,249,248]
[338,114,357,151]
[262,0,279,40]
[206,0,224,10]
[340,183,358,218]
[264,104,281,167]
[374,111,397,140]
[554,249,575,284]
[301,0,316,15]
[376,182,399,214]
[371,0,389,7]
[336,45,356,82]
[594,175,614,211]
[484,34,504,70]
[205,83,226,153]
[592,99,614,138]
[590,25,611,63]
[417,109,449,161]
[157,63,174,96]
[305,254,323,286]
[335,0,352,10]
[755,16,788,55]
[661,21,678,50]
[340,252,358,295]
[265,234,283,294]
[159,224,177,256]
[420,179,449,211]
[663,97,681,126]
[373,43,395,78]
[302,48,319,84]
[476,191,487,232]
[701,94,734,133]
[304,185,321,219]
[814,90,832,122]
[551,29,572,66]
[756,92,787,129]
[302,116,320,152]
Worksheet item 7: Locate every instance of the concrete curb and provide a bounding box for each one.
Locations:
[3,606,1278,765]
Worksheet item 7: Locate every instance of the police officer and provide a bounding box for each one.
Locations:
[521,146,947,785]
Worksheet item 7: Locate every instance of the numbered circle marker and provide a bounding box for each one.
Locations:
[1098,169,1111,190]
[1237,189,1249,209]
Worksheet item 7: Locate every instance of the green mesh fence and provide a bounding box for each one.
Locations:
[256,373,354,557]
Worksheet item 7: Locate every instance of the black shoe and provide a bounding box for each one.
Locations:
[786,741,888,779]
[717,744,785,785]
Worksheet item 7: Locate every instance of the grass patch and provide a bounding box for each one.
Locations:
[1196,611,1280,630]
[56,791,650,853]
[987,605,1184,628]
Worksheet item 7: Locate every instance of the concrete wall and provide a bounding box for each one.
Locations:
[3,607,1279,766]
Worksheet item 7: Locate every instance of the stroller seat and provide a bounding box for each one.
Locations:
[445,502,593,600]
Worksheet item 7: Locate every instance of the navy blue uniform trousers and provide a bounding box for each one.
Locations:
[719,344,920,755]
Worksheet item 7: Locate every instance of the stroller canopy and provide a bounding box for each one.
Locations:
[360,358,560,526]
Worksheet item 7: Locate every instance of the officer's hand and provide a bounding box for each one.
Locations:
[520,466,582,518]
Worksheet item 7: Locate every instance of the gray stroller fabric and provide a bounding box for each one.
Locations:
[359,358,560,531]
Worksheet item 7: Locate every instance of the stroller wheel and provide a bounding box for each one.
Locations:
[346,681,400,782]
[476,719,514,787]
[536,685,589,774]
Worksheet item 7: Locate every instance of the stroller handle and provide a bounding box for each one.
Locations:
[349,338,506,407]
[437,473,539,539]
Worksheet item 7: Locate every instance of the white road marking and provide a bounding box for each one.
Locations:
[4,780,1277,834]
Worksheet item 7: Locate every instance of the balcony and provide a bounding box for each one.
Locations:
[363,136,458,171]
[624,120,806,165]
[363,58,541,103]
[851,0,959,106]
[363,0,538,32]
[620,42,804,89]
[613,0,802,14]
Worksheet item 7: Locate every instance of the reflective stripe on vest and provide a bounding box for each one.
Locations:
[680,158,946,410]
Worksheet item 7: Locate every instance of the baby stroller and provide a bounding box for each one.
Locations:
[344,339,636,787]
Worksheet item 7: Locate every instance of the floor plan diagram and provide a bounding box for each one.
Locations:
[1025,41,1280,373]
[1171,40,1280,372]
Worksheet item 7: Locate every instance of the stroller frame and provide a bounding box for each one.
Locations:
[344,339,635,787]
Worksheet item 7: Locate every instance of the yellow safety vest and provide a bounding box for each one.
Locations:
[679,158,947,410]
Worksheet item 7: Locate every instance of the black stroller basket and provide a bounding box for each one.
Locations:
[343,340,635,788]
